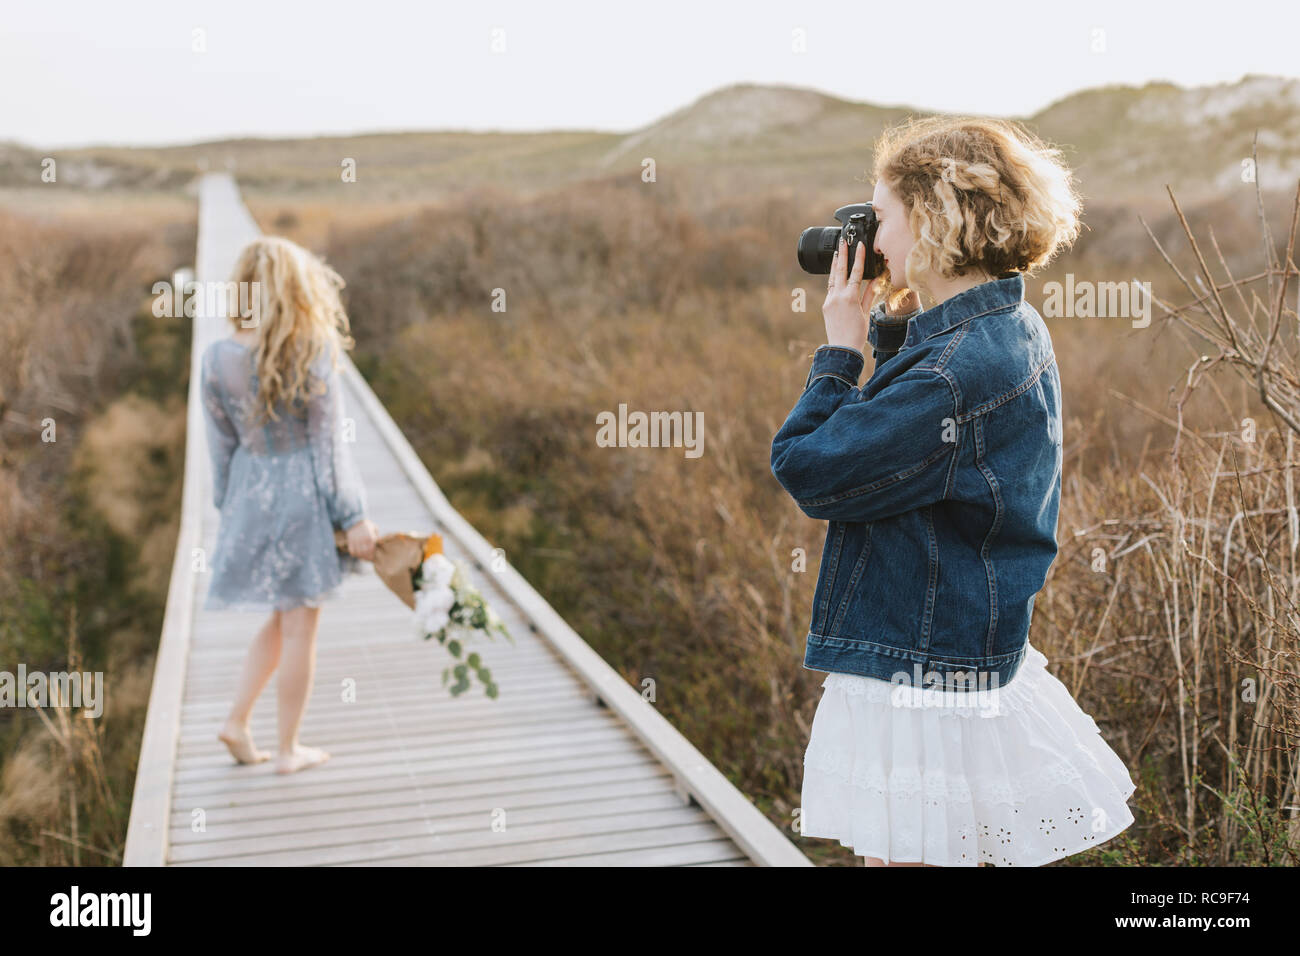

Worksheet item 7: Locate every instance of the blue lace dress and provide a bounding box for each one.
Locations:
[199,338,368,612]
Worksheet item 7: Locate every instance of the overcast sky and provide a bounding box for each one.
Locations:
[3,0,1296,149]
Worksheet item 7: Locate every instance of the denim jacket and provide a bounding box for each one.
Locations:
[770,272,1062,690]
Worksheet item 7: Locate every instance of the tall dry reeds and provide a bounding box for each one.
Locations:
[0,204,192,865]
[1035,152,1300,864]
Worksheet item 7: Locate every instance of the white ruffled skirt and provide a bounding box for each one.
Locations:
[800,643,1136,866]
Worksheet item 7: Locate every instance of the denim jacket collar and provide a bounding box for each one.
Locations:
[901,271,1025,350]
[868,273,1025,355]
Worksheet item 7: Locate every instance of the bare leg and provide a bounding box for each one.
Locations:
[275,605,330,774]
[218,612,281,764]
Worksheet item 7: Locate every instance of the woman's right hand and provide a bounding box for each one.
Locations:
[345,518,379,561]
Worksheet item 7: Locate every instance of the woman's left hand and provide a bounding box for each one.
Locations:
[345,518,379,561]
[822,237,874,352]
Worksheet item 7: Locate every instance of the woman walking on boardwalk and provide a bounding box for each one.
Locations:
[199,236,379,775]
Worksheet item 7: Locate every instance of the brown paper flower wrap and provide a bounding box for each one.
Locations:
[333,528,439,610]
[333,528,512,696]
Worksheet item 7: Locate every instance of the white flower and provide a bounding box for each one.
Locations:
[413,583,455,635]
[413,553,457,635]
[420,553,456,593]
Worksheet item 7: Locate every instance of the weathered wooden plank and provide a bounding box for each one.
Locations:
[184,641,561,670]
[175,812,724,866]
[508,838,747,867]
[174,698,601,757]
[178,669,580,715]
[167,751,667,813]
[175,682,594,738]
[684,857,754,866]
[176,704,614,754]
[174,705,604,750]
[171,714,630,783]
[169,765,675,830]
[338,820,732,868]
[171,731,644,801]
[168,790,693,862]
[175,705,604,757]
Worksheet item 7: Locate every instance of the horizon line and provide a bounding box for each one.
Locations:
[5,70,1293,154]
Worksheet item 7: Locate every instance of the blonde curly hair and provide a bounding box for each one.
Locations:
[872,115,1083,305]
[225,236,355,425]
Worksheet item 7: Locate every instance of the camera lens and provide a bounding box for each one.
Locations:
[797,205,885,278]
[797,226,841,274]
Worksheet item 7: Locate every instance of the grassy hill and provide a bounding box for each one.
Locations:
[6,73,1299,207]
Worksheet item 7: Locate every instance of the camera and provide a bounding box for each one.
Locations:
[797,203,885,280]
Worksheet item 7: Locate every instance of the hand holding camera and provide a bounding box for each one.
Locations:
[821,236,873,352]
[800,202,922,350]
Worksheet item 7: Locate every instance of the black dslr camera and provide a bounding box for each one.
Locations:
[797,203,885,279]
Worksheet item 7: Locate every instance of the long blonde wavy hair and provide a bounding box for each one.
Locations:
[225,236,355,425]
[871,115,1083,306]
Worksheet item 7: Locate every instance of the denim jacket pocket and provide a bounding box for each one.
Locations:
[829,523,874,636]
[809,521,847,634]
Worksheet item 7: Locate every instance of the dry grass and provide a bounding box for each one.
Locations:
[0,201,193,864]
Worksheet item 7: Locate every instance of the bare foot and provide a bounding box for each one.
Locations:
[218,720,270,765]
[276,744,331,775]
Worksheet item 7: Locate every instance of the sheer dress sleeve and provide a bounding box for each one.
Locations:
[200,346,239,511]
[305,357,368,531]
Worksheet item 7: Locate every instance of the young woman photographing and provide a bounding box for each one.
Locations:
[771,116,1136,866]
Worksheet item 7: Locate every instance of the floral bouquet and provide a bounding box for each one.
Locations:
[334,529,513,697]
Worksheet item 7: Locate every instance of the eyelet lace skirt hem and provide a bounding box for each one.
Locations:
[800,642,1137,867]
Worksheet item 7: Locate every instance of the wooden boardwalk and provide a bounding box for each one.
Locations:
[123,173,811,866]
